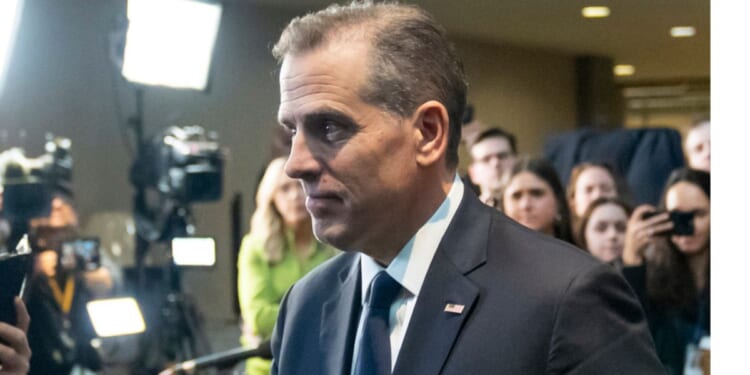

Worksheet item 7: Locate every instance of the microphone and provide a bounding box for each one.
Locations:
[160,341,272,374]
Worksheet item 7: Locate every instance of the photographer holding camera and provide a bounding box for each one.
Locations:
[25,192,105,375]
[1,140,115,374]
[621,168,710,374]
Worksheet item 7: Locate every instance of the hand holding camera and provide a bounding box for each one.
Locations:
[623,204,698,266]
[0,236,32,375]
[623,205,673,265]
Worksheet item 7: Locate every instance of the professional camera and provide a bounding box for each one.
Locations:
[60,237,101,272]
[130,125,224,204]
[0,135,73,222]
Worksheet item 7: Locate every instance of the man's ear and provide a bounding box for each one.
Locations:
[412,100,450,167]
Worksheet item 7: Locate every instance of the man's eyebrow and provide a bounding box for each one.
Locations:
[280,108,357,128]
[305,110,355,126]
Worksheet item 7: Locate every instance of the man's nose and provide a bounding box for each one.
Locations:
[285,131,319,181]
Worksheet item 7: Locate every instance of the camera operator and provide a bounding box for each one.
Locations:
[25,191,107,374]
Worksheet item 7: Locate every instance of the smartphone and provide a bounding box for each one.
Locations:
[642,210,695,236]
[669,211,695,236]
[60,237,101,271]
[0,253,31,325]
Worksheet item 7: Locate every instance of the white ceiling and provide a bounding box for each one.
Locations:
[245,0,710,83]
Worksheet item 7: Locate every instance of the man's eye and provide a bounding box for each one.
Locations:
[322,121,345,141]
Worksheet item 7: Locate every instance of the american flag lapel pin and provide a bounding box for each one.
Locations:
[444,303,465,314]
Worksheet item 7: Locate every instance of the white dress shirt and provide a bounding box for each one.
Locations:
[351,175,465,372]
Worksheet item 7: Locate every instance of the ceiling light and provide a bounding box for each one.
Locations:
[582,6,610,18]
[613,65,635,76]
[670,26,696,38]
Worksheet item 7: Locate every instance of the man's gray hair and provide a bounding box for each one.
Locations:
[273,1,468,168]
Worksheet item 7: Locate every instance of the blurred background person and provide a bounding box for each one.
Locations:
[237,157,336,375]
[467,127,518,208]
[26,192,109,375]
[566,162,623,224]
[684,118,710,172]
[621,168,710,374]
[575,197,631,263]
[502,157,573,243]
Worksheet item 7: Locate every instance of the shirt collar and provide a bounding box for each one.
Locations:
[360,174,465,304]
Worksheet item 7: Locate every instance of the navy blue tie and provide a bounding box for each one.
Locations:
[353,271,402,375]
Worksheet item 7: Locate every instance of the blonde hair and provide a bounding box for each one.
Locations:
[249,157,292,264]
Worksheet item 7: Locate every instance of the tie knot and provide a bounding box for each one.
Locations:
[367,271,402,310]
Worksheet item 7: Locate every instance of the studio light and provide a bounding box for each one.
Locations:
[121,0,222,90]
[0,0,25,96]
[87,297,147,337]
[172,237,216,266]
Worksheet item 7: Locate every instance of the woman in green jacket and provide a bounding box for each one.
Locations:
[237,157,335,375]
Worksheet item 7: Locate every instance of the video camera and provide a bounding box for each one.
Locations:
[0,135,73,222]
[130,125,223,204]
[60,237,101,272]
[26,222,100,271]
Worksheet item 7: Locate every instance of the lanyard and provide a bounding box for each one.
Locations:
[48,275,75,315]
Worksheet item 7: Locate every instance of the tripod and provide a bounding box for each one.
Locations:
[131,199,213,374]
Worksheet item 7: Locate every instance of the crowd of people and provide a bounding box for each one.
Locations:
[463,120,711,374]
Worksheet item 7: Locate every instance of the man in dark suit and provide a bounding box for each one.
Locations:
[270,2,665,374]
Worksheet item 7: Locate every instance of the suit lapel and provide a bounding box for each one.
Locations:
[393,188,491,375]
[392,250,480,375]
[320,256,362,375]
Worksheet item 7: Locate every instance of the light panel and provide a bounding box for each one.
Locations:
[87,297,146,337]
[122,0,222,90]
[0,0,25,97]
[172,237,216,266]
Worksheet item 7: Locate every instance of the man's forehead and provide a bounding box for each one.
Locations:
[277,41,371,123]
[687,125,710,144]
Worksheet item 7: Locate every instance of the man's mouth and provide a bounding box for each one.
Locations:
[305,191,343,215]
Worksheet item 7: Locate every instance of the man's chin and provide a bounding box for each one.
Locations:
[312,220,353,250]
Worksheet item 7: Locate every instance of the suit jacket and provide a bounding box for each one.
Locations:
[271,187,665,374]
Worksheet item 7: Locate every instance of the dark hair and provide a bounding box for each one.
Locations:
[574,197,631,251]
[663,168,710,200]
[646,168,710,309]
[471,127,518,155]
[272,1,468,168]
[503,157,573,243]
